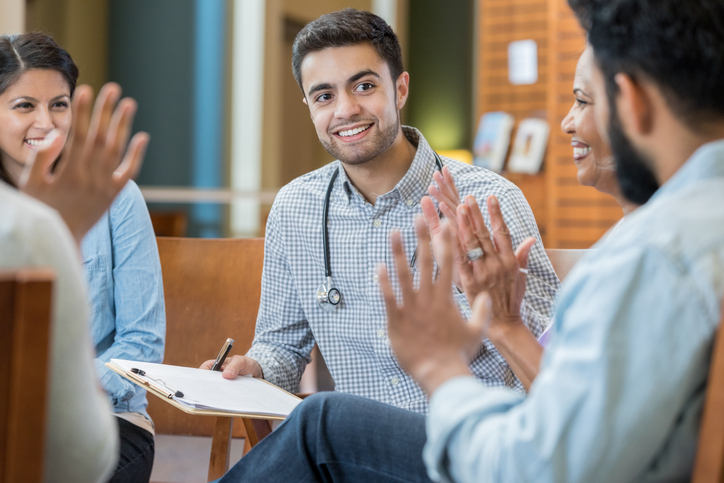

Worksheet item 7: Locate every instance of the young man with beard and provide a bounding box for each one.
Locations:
[204,9,559,412]
[213,1,724,482]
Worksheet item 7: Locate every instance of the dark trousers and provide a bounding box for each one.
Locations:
[218,392,433,483]
[107,416,155,483]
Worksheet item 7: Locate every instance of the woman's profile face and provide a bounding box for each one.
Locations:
[560,47,618,193]
[0,68,72,181]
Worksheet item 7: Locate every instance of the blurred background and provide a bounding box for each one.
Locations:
[1,0,619,248]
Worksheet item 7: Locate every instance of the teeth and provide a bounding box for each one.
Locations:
[338,125,370,137]
[573,146,591,156]
[25,138,48,147]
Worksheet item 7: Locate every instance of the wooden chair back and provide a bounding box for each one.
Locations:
[692,299,724,483]
[149,211,188,237]
[0,269,54,483]
[545,248,588,282]
[152,237,268,481]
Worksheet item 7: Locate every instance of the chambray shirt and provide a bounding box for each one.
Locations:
[247,127,559,414]
[81,180,165,422]
[425,139,724,482]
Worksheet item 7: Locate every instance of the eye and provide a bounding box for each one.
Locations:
[315,92,333,103]
[52,100,69,109]
[575,98,590,107]
[355,82,374,92]
[13,102,33,110]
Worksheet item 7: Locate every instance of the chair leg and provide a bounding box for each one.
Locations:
[241,418,273,447]
[208,416,233,482]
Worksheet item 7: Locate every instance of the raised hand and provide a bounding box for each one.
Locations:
[422,166,467,290]
[379,216,489,395]
[19,83,149,245]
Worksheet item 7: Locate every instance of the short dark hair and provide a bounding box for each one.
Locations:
[568,0,724,128]
[0,32,78,186]
[291,8,404,94]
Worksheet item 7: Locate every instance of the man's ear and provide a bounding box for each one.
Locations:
[396,71,410,110]
[614,73,654,137]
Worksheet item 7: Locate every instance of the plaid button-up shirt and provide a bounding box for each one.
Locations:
[247,127,560,413]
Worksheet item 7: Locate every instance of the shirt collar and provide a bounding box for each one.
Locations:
[335,126,439,209]
[650,138,724,201]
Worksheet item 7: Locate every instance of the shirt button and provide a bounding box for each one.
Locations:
[391,377,400,386]
[406,199,414,206]
[384,337,391,347]
[376,329,385,339]
[373,219,382,228]
[372,274,380,283]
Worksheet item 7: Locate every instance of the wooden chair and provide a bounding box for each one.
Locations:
[0,269,54,483]
[692,298,724,483]
[545,248,588,282]
[151,237,272,482]
[149,211,188,237]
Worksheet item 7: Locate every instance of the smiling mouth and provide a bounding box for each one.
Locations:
[334,124,372,139]
[572,145,591,161]
[25,138,49,148]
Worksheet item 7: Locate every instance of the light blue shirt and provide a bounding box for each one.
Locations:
[81,180,165,422]
[425,139,724,482]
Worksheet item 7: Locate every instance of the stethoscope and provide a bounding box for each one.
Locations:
[316,152,444,312]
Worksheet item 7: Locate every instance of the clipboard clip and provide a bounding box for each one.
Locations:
[131,367,185,398]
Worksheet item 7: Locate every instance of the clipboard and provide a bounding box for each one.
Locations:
[106,359,302,420]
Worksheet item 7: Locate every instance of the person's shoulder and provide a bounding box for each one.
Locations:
[274,162,341,206]
[0,183,77,268]
[442,158,520,197]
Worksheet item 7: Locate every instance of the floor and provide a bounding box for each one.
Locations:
[150,435,246,483]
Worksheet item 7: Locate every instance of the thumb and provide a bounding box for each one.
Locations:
[19,129,63,190]
[420,196,441,236]
[470,292,493,339]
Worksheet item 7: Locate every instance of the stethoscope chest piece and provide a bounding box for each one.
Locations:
[317,277,341,312]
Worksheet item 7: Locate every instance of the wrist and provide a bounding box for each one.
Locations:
[412,357,473,396]
[487,315,526,346]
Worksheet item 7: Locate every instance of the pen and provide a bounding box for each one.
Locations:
[211,338,234,371]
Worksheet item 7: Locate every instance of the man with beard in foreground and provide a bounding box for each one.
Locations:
[214,0,724,481]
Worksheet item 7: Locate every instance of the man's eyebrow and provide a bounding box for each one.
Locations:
[307,82,334,97]
[348,69,380,84]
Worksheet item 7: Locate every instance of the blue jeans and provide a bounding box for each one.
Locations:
[219,392,433,483]
[108,416,155,483]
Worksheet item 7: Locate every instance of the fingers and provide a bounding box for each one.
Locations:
[436,222,455,291]
[19,129,63,190]
[420,196,441,236]
[458,202,496,261]
[199,359,216,370]
[220,355,257,380]
[414,216,434,298]
[514,237,536,269]
[487,196,514,257]
[113,131,149,186]
[87,83,122,153]
[390,231,414,303]
[378,263,401,322]
[104,97,138,173]
[63,85,93,173]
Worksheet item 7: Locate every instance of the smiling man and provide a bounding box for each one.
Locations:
[208,8,559,413]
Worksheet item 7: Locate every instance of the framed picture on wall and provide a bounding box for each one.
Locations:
[473,111,515,172]
[507,118,550,174]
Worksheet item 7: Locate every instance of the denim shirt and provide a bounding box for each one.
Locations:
[425,139,724,483]
[81,180,165,422]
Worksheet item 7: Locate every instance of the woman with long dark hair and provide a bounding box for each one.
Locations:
[0,32,165,483]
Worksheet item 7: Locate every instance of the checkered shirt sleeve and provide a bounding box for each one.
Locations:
[246,126,560,413]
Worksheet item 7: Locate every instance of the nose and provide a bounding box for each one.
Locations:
[334,91,361,120]
[561,104,576,135]
[32,107,55,132]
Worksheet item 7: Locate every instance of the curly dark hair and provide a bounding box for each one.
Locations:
[0,32,78,185]
[291,8,404,94]
[568,0,724,128]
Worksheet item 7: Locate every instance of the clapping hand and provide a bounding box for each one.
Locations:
[19,83,148,245]
[379,216,493,395]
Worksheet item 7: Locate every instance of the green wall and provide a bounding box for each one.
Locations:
[406,0,475,150]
